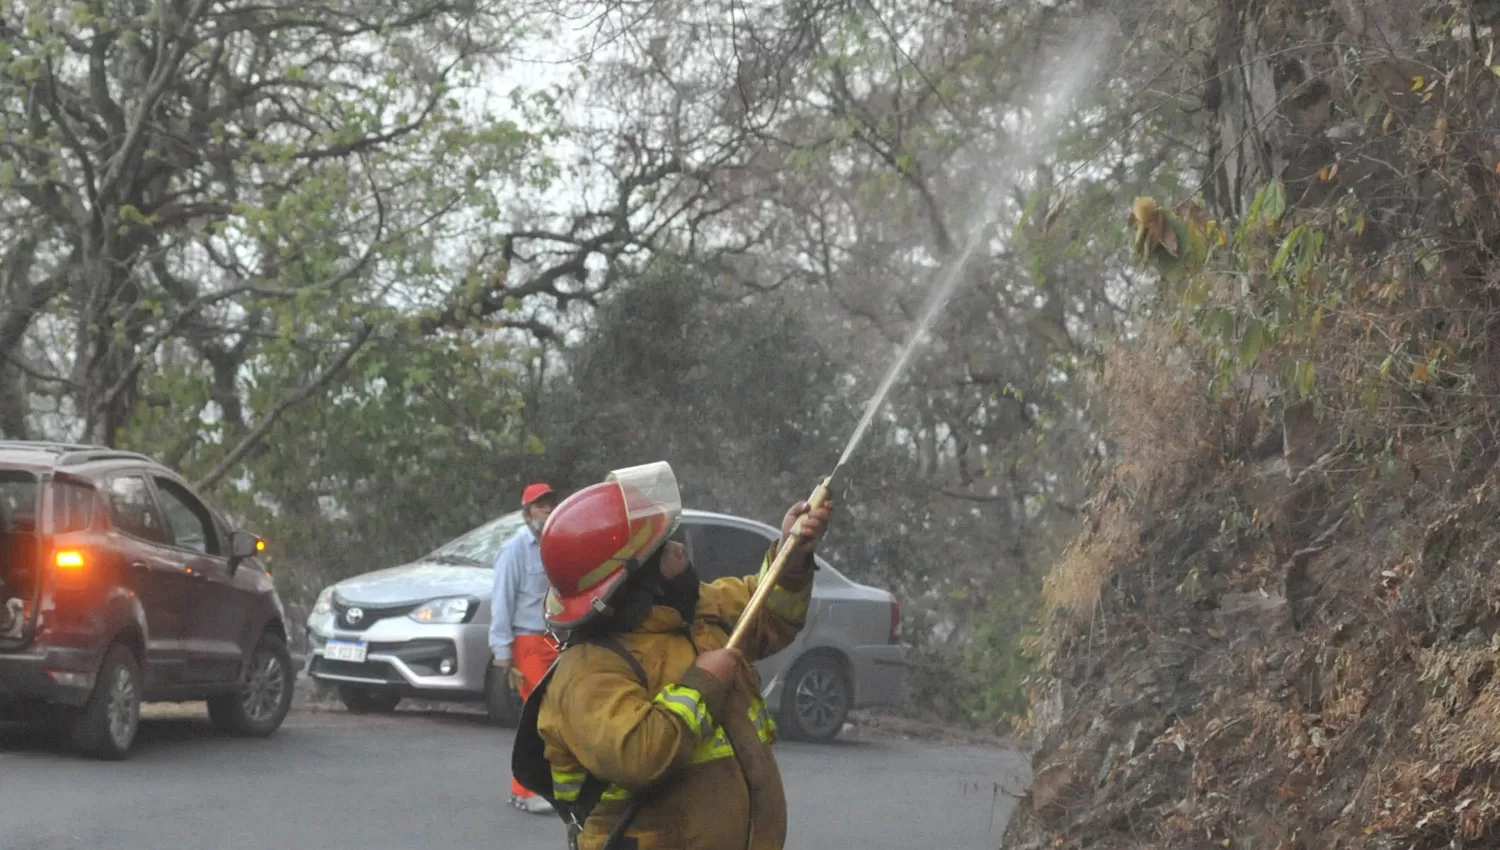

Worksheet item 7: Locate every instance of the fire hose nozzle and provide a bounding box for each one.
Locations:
[726,471,838,651]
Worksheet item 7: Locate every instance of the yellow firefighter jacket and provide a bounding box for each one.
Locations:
[536,548,814,850]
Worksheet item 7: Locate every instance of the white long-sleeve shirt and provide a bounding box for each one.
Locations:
[487,525,550,661]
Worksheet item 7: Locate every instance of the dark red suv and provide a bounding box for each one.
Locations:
[0,441,294,759]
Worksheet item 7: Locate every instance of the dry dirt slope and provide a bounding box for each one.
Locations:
[996,0,1500,846]
[999,363,1500,850]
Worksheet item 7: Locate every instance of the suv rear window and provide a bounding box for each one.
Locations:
[0,471,38,533]
[106,475,170,544]
[52,480,100,534]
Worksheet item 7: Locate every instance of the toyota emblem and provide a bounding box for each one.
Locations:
[346,607,364,624]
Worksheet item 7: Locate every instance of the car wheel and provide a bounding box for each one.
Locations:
[483,663,522,727]
[208,633,295,737]
[70,643,141,760]
[337,684,402,714]
[777,653,851,743]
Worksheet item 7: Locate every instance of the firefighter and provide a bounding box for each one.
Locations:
[511,461,832,850]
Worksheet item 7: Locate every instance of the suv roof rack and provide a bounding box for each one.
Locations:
[0,440,154,467]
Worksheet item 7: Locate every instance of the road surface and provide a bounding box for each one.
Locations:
[0,707,1030,850]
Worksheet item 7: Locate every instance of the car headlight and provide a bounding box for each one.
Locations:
[312,587,334,616]
[408,596,476,624]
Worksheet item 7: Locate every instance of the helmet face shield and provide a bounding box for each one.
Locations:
[607,461,682,563]
[607,461,682,530]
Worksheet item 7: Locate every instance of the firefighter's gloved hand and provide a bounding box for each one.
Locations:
[781,498,834,554]
[786,497,834,584]
[676,648,747,730]
[693,648,746,684]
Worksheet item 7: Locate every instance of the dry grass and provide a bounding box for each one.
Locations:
[1101,332,1214,499]
[1042,333,1214,615]
[1043,495,1139,613]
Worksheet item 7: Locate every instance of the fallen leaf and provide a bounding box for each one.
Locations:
[1128,196,1178,259]
[1413,362,1430,382]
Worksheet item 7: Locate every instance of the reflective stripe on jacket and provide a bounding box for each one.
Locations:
[536,546,813,850]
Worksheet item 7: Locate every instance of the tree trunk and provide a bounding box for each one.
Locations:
[1203,0,1425,225]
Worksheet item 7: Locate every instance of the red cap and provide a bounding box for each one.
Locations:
[521,483,556,507]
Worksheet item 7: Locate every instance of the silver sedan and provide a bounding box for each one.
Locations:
[304,508,908,741]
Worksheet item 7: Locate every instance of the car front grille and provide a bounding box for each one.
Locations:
[309,657,403,684]
[309,639,460,681]
[332,601,415,631]
[377,639,456,677]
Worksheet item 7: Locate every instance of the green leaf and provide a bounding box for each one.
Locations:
[1271,224,1306,275]
[1297,360,1316,397]
[1239,184,1268,246]
[1240,318,1266,364]
[1263,179,1287,225]
[1299,228,1325,275]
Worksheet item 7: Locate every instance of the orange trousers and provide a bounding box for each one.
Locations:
[510,634,560,799]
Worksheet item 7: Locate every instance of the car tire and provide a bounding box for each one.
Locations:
[208,633,295,737]
[483,663,522,728]
[777,653,851,744]
[70,642,142,760]
[337,684,402,714]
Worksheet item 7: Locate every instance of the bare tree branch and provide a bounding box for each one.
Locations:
[194,322,376,491]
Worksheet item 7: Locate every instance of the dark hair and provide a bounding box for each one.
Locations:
[572,542,697,638]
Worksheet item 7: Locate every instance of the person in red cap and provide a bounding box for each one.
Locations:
[489,481,562,813]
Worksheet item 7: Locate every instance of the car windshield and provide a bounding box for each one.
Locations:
[424,512,527,567]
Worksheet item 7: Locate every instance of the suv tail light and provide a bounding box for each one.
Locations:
[54,550,85,570]
[888,592,902,644]
[51,546,89,589]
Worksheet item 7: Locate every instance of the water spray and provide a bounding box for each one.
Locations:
[727,21,1110,651]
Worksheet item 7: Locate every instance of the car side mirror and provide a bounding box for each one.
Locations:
[228,530,265,571]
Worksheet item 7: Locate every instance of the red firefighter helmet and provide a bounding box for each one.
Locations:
[539,461,682,631]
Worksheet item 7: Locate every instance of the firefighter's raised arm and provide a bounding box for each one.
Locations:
[709,499,834,661]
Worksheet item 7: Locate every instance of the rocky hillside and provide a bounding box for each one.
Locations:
[1001,1,1500,848]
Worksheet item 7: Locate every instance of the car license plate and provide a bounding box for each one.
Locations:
[325,639,367,663]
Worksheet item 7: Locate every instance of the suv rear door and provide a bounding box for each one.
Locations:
[104,472,190,689]
[148,474,251,685]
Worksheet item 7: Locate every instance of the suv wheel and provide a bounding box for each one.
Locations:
[208,633,295,736]
[337,684,402,714]
[70,643,141,760]
[777,653,851,743]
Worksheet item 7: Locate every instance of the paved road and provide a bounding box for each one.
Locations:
[0,708,1030,850]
